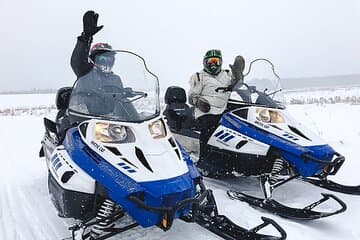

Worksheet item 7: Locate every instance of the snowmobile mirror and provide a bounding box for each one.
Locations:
[56,87,73,110]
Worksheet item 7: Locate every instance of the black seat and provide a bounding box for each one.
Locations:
[163,86,196,131]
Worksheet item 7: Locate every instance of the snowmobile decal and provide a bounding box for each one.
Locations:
[117,162,137,173]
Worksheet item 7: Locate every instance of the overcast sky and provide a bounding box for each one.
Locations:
[1,0,359,92]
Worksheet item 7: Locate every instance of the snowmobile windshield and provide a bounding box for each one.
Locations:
[68,50,160,122]
[230,58,285,109]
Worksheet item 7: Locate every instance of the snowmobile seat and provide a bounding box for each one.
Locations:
[55,87,73,143]
[163,86,196,131]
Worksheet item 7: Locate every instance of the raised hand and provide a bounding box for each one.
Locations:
[82,10,104,38]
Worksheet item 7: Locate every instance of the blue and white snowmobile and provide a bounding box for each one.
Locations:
[163,58,356,221]
[40,51,286,240]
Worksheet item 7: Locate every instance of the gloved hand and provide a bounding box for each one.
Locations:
[123,87,135,97]
[196,97,211,113]
[229,55,245,82]
[82,10,103,38]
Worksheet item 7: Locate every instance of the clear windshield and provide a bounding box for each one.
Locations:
[230,59,285,107]
[68,50,160,122]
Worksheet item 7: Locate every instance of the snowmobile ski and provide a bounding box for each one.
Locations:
[191,214,287,240]
[181,188,287,240]
[227,190,346,221]
[303,178,360,195]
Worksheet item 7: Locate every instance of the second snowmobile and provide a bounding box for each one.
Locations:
[163,58,357,221]
[40,51,286,239]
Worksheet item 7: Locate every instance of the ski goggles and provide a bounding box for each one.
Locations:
[205,57,222,66]
[95,52,115,67]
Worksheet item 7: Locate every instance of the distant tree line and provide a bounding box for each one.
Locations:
[0,105,56,116]
[289,96,360,105]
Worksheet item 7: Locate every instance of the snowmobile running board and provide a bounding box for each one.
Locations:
[227,190,346,221]
[303,178,360,195]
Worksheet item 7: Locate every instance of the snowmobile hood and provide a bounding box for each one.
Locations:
[63,127,201,227]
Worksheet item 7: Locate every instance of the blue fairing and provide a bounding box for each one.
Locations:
[63,128,198,228]
[221,113,336,177]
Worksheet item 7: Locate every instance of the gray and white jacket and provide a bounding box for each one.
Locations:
[188,70,233,119]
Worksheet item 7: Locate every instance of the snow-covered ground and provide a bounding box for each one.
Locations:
[0,92,360,240]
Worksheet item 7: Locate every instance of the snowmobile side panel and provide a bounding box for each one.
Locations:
[208,125,270,156]
[48,171,97,220]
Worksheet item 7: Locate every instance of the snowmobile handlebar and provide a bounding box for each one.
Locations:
[302,153,345,176]
[215,83,257,94]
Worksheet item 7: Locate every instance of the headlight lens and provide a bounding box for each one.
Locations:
[95,123,129,143]
[256,108,285,123]
[148,119,166,139]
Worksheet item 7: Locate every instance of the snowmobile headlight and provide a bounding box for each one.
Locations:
[95,123,129,143]
[148,119,167,139]
[256,109,285,123]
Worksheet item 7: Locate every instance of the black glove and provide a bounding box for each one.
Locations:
[196,97,211,113]
[229,55,245,82]
[82,10,103,38]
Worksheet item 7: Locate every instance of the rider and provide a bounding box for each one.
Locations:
[188,49,245,176]
[56,10,122,141]
[71,10,123,92]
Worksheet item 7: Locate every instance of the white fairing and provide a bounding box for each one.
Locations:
[208,125,270,156]
[234,107,327,147]
[80,117,189,182]
[47,147,95,194]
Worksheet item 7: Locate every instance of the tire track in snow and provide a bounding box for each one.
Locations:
[0,185,18,240]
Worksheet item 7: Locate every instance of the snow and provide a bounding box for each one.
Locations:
[0,91,360,239]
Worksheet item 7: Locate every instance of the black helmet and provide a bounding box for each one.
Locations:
[89,43,115,73]
[203,49,222,75]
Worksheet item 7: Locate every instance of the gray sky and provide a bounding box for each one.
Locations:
[1,0,360,91]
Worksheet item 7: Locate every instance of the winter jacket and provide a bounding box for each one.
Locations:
[188,70,233,118]
[70,36,123,92]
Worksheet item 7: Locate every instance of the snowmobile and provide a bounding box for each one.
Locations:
[163,58,357,221]
[39,51,286,240]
